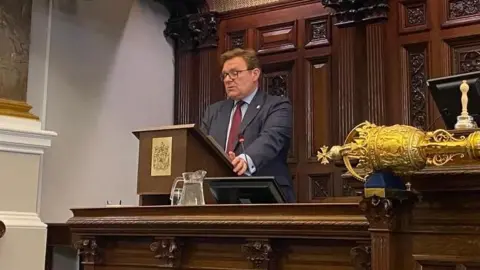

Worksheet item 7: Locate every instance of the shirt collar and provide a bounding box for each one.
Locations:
[235,87,258,105]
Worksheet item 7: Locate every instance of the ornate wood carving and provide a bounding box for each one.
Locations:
[399,1,428,33]
[350,244,371,270]
[312,23,327,40]
[408,50,427,130]
[0,220,5,239]
[305,17,329,48]
[242,239,273,269]
[359,195,417,230]
[449,0,480,19]
[458,50,480,73]
[264,74,288,97]
[310,174,331,199]
[164,12,219,51]
[74,238,102,264]
[320,0,389,27]
[407,5,426,26]
[232,36,244,48]
[150,238,182,268]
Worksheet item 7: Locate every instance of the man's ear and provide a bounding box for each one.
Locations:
[252,68,261,80]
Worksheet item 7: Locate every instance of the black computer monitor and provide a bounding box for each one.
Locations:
[204,176,286,204]
[427,71,480,129]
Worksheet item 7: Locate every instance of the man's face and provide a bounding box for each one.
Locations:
[222,57,260,100]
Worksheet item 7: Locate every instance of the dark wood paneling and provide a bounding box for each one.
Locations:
[171,0,480,202]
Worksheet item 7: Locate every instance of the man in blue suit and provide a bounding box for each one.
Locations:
[200,48,295,202]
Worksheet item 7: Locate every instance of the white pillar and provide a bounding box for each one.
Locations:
[0,115,56,270]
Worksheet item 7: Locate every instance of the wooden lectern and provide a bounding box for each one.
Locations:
[132,124,234,205]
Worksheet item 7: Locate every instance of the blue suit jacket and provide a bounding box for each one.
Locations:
[200,90,295,202]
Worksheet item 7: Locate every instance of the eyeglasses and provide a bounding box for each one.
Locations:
[220,69,251,81]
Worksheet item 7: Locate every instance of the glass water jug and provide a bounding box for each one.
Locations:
[170,170,207,206]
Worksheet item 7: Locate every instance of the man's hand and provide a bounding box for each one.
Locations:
[228,151,247,176]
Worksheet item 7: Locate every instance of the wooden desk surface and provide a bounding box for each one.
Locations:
[68,198,368,239]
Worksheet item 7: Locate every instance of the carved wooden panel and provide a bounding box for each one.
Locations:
[449,0,480,19]
[226,30,246,49]
[256,22,297,55]
[305,57,331,161]
[450,40,480,74]
[309,174,332,199]
[443,0,480,27]
[305,16,330,48]
[403,45,428,130]
[261,60,296,162]
[398,0,429,33]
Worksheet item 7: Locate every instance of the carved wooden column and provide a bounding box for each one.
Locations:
[360,194,417,270]
[162,0,220,125]
[0,0,37,119]
[323,0,389,137]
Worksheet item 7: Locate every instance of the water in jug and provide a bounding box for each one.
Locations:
[170,170,207,206]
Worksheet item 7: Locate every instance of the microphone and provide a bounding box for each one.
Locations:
[238,134,250,175]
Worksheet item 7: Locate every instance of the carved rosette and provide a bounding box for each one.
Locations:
[164,12,219,51]
[350,244,371,270]
[150,238,182,268]
[0,220,5,239]
[320,0,389,27]
[359,195,417,231]
[242,240,273,269]
[406,6,425,26]
[74,239,102,264]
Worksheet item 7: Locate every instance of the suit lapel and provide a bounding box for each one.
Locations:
[214,100,233,151]
[232,91,265,151]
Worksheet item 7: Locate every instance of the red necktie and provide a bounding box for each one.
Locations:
[226,101,244,153]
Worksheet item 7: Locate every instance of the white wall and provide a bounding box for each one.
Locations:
[27,0,174,223]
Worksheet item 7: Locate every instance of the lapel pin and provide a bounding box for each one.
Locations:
[256,105,260,109]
